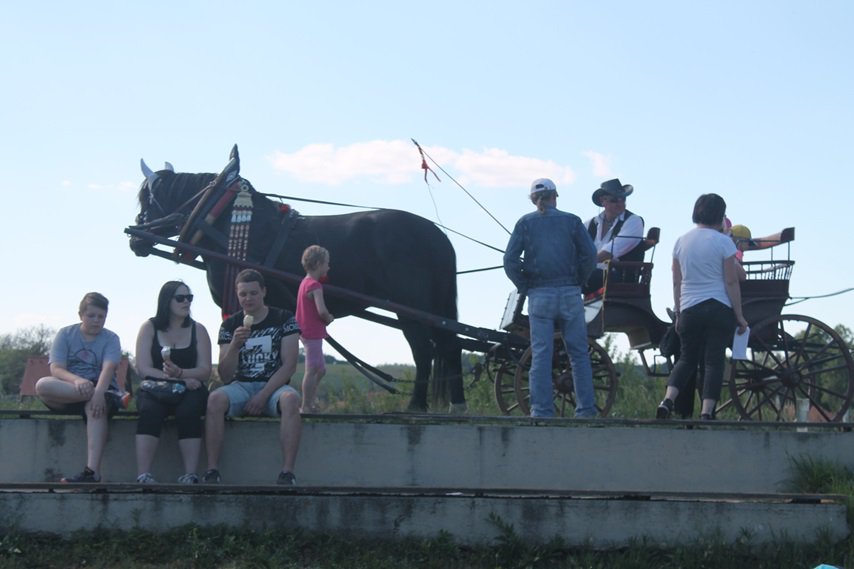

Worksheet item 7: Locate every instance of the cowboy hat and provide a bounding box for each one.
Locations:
[592,178,634,206]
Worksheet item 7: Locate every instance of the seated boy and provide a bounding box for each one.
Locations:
[35,292,124,482]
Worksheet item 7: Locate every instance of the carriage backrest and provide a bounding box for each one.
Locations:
[605,226,660,293]
[591,227,664,347]
[740,260,794,325]
[638,226,660,255]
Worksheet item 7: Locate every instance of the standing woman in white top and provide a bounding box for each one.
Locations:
[656,194,748,420]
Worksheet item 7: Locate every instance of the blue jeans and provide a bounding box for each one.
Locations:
[527,285,595,417]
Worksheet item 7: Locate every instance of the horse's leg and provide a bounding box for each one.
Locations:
[402,323,433,413]
[433,330,465,412]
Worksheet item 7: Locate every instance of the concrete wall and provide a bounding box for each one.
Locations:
[2,415,853,493]
[0,488,846,547]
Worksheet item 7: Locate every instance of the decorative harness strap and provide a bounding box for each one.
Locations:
[221,182,254,317]
[226,183,253,261]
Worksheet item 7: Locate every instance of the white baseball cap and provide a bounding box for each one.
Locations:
[530,178,557,196]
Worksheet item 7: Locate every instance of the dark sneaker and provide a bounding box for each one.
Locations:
[700,413,715,421]
[177,473,199,484]
[202,469,221,483]
[61,467,100,483]
[656,398,674,420]
[277,471,297,486]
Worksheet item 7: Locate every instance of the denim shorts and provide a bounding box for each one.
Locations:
[217,381,299,417]
[45,390,122,420]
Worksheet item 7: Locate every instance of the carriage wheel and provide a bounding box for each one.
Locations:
[512,336,618,417]
[485,344,526,415]
[493,361,525,415]
[725,315,854,422]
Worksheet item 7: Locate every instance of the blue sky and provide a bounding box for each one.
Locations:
[1,1,852,369]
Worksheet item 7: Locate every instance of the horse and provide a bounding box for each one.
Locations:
[128,145,464,412]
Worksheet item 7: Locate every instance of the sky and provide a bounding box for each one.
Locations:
[1,1,852,372]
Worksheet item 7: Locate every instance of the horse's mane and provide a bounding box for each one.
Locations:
[137,172,218,207]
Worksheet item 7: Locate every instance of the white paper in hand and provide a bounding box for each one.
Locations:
[732,326,750,360]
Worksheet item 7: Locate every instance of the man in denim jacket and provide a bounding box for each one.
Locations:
[503,178,598,418]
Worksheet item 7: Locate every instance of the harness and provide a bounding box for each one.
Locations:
[173,151,300,317]
[587,210,645,262]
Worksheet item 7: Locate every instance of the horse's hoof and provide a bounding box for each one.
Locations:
[448,402,468,415]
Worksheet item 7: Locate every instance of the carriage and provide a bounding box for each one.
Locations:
[126,146,854,422]
[488,227,854,422]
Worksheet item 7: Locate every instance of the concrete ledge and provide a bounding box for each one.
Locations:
[2,415,854,493]
[0,486,846,547]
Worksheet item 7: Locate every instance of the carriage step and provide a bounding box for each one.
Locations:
[0,484,845,548]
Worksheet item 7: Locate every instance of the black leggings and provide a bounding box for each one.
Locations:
[666,299,735,401]
[136,386,209,439]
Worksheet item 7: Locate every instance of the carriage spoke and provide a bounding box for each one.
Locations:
[715,396,735,414]
[742,383,788,421]
[807,380,850,401]
[493,355,527,415]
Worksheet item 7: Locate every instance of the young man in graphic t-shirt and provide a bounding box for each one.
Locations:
[203,269,302,486]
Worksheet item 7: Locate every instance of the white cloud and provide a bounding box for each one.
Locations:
[268,140,577,188]
[455,148,575,189]
[583,150,613,177]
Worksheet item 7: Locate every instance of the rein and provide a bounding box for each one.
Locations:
[258,192,383,211]
[259,192,507,273]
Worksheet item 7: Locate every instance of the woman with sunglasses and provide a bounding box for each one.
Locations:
[134,281,212,484]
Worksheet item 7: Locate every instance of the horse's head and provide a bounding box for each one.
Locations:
[129,160,217,256]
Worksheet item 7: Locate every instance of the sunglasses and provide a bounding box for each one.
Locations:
[603,197,625,204]
[173,294,194,303]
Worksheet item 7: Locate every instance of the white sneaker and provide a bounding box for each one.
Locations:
[136,472,156,484]
[177,473,199,484]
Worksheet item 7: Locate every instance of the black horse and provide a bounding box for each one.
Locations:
[129,146,464,412]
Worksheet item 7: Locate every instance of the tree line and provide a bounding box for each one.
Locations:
[0,326,54,395]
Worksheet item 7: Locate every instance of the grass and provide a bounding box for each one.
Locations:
[0,518,849,569]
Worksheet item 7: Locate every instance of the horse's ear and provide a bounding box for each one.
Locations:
[140,158,154,178]
[164,162,174,172]
[219,144,240,179]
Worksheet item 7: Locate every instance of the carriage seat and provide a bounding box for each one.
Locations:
[604,227,660,297]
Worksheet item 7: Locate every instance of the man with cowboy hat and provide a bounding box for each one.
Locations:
[503,178,598,418]
[584,178,645,295]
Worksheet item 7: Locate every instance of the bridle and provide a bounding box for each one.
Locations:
[134,174,220,234]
